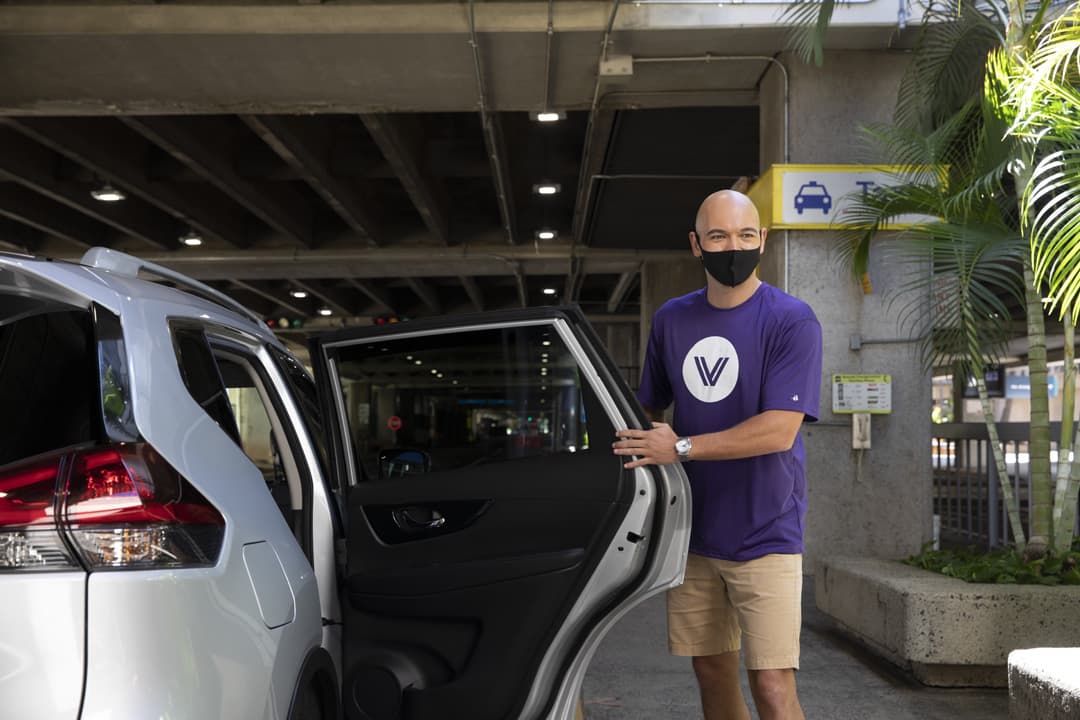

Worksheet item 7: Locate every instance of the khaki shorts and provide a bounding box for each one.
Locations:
[667,552,802,670]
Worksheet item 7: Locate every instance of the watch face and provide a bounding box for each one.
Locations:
[676,438,691,454]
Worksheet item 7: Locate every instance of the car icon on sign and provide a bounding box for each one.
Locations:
[794,181,832,215]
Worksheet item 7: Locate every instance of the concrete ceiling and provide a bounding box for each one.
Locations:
[0,0,915,328]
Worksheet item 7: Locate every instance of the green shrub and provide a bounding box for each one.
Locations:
[904,540,1080,585]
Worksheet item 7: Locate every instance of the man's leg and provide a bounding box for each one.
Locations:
[747,668,804,720]
[721,553,804,720]
[668,553,746,720]
[692,651,750,720]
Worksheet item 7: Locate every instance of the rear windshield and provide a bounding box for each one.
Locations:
[0,301,98,466]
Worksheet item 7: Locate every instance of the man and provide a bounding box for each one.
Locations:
[612,190,822,720]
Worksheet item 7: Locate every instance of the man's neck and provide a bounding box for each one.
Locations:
[705,275,761,309]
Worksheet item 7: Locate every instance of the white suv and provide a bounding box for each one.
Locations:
[0,247,690,720]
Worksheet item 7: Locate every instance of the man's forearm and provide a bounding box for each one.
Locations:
[685,410,804,461]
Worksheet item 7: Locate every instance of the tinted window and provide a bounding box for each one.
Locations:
[331,325,593,478]
[172,327,241,445]
[0,308,97,466]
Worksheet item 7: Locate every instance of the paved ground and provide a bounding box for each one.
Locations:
[582,578,1009,720]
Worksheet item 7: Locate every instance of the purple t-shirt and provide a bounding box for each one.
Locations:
[637,283,823,561]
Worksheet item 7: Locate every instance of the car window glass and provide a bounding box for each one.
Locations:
[332,325,591,479]
[0,307,97,466]
[216,356,278,478]
[172,327,241,445]
[214,352,302,524]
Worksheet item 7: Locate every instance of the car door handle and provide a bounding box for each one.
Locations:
[392,507,446,532]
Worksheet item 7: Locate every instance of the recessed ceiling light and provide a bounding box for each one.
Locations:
[533,183,561,196]
[532,111,566,123]
[543,288,557,296]
[536,230,557,241]
[542,340,551,346]
[415,360,422,365]
[179,230,203,247]
[290,289,308,299]
[317,307,332,317]
[90,183,125,203]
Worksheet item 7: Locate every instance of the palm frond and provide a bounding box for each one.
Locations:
[895,1,1005,130]
[1025,147,1080,320]
[1007,6,1080,142]
[781,0,838,67]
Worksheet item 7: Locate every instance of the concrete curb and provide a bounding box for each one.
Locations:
[1009,648,1080,720]
[814,556,1080,687]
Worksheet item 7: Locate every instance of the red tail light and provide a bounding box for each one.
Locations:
[0,452,78,570]
[0,444,225,571]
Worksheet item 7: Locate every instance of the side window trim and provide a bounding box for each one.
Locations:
[324,355,359,489]
[551,318,630,432]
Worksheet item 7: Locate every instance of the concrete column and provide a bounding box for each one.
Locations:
[757,51,932,566]
[639,258,703,370]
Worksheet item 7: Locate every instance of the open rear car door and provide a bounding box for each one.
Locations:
[309,307,690,720]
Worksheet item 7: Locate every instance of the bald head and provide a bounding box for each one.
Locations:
[694,190,762,236]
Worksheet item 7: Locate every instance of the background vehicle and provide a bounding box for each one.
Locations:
[0,247,691,720]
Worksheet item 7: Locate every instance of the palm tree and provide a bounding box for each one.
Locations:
[993,2,1080,551]
[835,101,1030,551]
[786,0,1080,555]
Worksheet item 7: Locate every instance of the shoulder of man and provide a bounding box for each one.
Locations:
[759,283,820,326]
[652,288,705,321]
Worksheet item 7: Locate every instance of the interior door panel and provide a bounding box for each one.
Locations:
[310,310,671,720]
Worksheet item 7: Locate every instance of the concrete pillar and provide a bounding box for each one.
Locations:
[599,322,641,390]
[756,51,931,566]
[639,258,703,371]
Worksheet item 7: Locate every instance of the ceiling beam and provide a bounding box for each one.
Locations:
[4,118,253,248]
[0,184,110,249]
[511,261,528,308]
[345,278,398,315]
[360,113,449,246]
[0,216,43,252]
[293,279,354,317]
[606,268,639,313]
[243,115,382,246]
[483,112,516,245]
[231,279,309,317]
[459,275,484,312]
[564,108,617,303]
[0,128,177,251]
[122,117,315,248]
[405,277,441,314]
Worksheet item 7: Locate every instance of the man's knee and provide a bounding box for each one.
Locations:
[747,668,796,708]
[692,652,740,686]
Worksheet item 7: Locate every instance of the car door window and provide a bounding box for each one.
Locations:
[331,325,592,482]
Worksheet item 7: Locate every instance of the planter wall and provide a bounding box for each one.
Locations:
[815,556,1080,688]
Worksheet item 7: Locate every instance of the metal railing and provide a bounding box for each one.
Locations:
[932,422,1080,550]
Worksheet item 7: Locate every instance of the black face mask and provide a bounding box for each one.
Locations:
[695,234,761,287]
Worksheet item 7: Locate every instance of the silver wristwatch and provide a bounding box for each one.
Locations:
[675,436,693,462]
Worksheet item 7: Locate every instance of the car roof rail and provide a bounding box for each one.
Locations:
[81,247,268,330]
